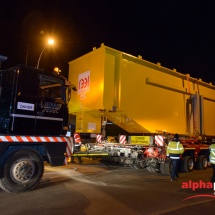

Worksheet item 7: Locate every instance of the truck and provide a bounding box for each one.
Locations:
[0,43,213,193]
[0,59,75,193]
[67,43,215,175]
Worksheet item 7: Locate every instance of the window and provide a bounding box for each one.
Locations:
[17,67,38,97]
[0,69,15,100]
[39,75,63,100]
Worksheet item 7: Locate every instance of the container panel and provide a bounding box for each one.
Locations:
[68,48,105,113]
[103,53,116,111]
[203,100,215,135]
[68,45,215,135]
[75,111,101,133]
[118,59,188,134]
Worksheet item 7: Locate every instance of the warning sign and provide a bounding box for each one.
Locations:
[129,136,151,145]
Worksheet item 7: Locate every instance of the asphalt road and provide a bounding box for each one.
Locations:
[0,158,215,215]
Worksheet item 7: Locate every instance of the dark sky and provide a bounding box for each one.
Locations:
[1,0,215,82]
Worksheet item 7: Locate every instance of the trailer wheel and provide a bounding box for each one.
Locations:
[0,149,44,193]
[146,166,160,173]
[146,159,160,173]
[160,162,166,175]
[133,159,145,169]
[196,155,208,170]
[181,156,194,172]
[164,159,172,175]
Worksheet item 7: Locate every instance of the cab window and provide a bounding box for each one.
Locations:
[39,75,64,100]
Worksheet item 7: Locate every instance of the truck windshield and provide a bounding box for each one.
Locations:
[39,75,64,100]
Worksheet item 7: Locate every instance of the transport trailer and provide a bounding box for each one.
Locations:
[68,44,215,137]
[67,44,215,174]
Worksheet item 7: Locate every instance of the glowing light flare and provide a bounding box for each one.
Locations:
[48,39,54,45]
[36,38,55,69]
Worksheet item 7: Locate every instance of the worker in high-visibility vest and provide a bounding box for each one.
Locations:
[208,143,215,187]
[166,133,184,182]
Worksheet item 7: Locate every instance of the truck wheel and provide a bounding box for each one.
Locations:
[146,166,160,173]
[160,162,166,175]
[133,159,145,169]
[146,166,156,173]
[0,149,44,193]
[196,155,208,170]
[160,160,172,175]
[164,159,172,175]
[182,156,194,172]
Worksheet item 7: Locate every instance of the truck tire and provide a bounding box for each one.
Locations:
[164,159,172,175]
[196,155,208,170]
[133,159,145,169]
[160,162,166,175]
[0,149,44,193]
[146,166,157,173]
[146,166,160,173]
[181,156,194,172]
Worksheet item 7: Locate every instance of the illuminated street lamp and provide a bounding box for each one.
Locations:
[36,39,54,69]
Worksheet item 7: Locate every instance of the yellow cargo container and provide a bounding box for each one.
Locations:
[68,44,215,136]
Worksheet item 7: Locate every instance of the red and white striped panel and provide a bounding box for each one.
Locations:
[119,135,126,144]
[64,137,74,165]
[0,136,68,142]
[155,135,164,146]
[65,137,73,157]
[0,135,70,165]
[74,133,81,144]
[96,134,102,143]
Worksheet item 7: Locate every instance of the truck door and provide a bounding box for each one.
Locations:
[35,74,65,135]
[0,68,16,133]
[12,66,38,134]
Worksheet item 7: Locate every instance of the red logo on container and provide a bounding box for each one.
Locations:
[78,71,90,94]
[79,76,89,90]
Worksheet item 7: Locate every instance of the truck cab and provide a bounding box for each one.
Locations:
[0,64,71,193]
[0,64,68,135]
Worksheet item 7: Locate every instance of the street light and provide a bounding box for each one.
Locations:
[36,39,54,69]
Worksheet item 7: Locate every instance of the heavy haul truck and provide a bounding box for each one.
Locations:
[0,60,76,193]
[0,43,213,193]
[67,44,215,175]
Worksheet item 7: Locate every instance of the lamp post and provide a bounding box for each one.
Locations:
[36,39,54,69]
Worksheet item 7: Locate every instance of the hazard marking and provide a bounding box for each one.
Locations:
[66,137,73,157]
[0,136,68,142]
[0,135,73,166]
[74,133,81,143]
[155,135,164,146]
[119,135,126,144]
[96,134,102,143]
[64,137,74,165]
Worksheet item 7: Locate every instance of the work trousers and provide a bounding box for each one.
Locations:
[171,158,180,180]
[211,164,215,184]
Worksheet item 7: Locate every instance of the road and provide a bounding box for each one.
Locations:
[0,158,215,215]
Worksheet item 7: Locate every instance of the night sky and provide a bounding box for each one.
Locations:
[1,1,215,82]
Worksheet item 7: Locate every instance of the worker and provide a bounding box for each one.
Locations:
[166,133,184,182]
[208,143,215,189]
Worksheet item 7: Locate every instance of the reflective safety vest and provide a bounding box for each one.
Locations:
[166,141,184,159]
[209,144,215,164]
